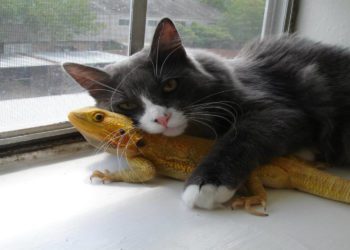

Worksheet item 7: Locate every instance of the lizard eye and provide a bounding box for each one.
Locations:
[119,129,125,135]
[93,112,104,122]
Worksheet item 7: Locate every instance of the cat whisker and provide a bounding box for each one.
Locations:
[117,131,141,178]
[187,89,242,111]
[114,128,139,171]
[97,134,121,156]
[185,114,212,123]
[186,111,234,125]
[186,105,237,120]
[159,44,183,77]
[188,117,218,140]
[185,100,239,109]
[149,59,157,79]
[68,71,116,91]
[110,65,142,112]
[184,102,238,123]
[115,131,134,171]
[85,88,123,95]
[155,28,163,78]
[93,130,119,155]
[186,99,242,114]
[119,133,132,173]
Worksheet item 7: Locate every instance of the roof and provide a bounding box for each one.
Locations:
[0,51,126,69]
[147,0,220,21]
[34,51,126,65]
[0,55,54,69]
[91,0,220,20]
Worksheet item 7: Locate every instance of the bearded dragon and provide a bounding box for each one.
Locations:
[68,107,350,216]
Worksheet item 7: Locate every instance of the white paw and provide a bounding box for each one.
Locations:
[182,184,236,209]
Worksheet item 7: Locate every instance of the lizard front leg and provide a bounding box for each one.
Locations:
[232,171,268,216]
[90,156,156,183]
[232,163,293,216]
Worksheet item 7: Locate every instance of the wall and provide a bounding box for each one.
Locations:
[295,0,350,47]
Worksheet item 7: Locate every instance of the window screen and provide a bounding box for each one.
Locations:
[0,0,130,133]
[145,0,266,58]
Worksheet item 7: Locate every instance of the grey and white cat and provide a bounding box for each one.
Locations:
[64,18,350,209]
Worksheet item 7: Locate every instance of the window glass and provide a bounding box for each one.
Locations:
[145,0,266,58]
[0,0,130,133]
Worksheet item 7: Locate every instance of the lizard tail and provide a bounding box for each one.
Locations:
[273,157,350,204]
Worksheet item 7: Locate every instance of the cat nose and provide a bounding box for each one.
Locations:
[154,113,171,128]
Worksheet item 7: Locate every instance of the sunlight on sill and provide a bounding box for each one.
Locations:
[0,152,158,245]
[1,151,350,249]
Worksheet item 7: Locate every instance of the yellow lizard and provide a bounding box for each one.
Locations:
[68,107,350,216]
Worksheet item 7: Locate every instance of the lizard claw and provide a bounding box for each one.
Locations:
[90,169,113,183]
[231,195,268,216]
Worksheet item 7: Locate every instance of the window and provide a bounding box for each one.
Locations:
[147,20,158,27]
[145,0,267,58]
[0,0,294,154]
[0,0,131,142]
[119,19,130,26]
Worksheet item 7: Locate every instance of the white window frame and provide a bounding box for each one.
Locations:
[261,0,298,38]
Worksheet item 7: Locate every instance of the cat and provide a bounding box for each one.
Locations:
[63,18,350,209]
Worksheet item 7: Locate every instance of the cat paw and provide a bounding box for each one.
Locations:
[182,184,236,209]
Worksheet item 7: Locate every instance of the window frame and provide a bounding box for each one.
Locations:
[261,0,298,38]
[0,0,297,157]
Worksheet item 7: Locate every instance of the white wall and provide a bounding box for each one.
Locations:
[295,0,350,47]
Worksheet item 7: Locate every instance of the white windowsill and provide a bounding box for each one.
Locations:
[1,152,350,250]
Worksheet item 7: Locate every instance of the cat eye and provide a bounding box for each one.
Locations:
[92,112,104,122]
[163,79,178,93]
[118,102,138,110]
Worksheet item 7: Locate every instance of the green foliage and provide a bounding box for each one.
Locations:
[183,0,265,49]
[222,0,265,45]
[177,22,234,48]
[0,0,100,41]
[200,0,227,11]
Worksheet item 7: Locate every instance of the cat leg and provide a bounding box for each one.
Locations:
[182,109,311,209]
[90,156,156,183]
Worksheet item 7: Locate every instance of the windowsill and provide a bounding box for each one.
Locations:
[1,152,350,249]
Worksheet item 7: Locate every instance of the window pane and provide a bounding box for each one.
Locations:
[0,0,131,133]
[145,0,266,58]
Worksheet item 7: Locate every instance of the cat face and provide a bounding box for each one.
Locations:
[63,18,231,137]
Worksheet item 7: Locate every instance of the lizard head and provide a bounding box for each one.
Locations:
[68,107,144,153]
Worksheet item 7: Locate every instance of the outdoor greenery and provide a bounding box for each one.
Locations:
[0,0,100,41]
[0,0,265,48]
[178,0,265,49]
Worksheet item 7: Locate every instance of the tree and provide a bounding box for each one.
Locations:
[179,0,265,49]
[221,0,265,45]
[177,22,234,49]
[0,0,100,42]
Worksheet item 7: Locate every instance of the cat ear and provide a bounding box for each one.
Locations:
[149,18,186,66]
[62,62,111,100]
